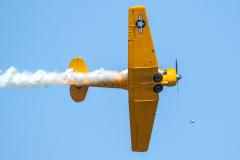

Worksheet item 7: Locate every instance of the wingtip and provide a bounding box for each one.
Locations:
[130,5,145,9]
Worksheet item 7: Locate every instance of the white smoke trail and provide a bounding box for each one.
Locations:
[0,67,128,88]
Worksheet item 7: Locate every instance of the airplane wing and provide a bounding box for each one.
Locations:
[128,6,159,152]
[128,6,158,68]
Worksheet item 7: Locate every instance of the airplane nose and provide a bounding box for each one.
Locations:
[177,74,182,80]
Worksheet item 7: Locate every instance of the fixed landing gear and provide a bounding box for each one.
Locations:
[153,73,162,82]
[153,84,163,93]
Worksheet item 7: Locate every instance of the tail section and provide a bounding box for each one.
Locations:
[69,57,89,102]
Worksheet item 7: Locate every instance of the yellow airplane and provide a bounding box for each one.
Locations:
[67,5,182,152]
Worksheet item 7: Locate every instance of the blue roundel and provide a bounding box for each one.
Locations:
[135,20,146,28]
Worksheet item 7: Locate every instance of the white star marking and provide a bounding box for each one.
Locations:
[137,20,145,28]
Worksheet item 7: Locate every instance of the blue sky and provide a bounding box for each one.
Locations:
[1,0,240,159]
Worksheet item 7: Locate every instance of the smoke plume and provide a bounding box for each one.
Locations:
[0,67,128,88]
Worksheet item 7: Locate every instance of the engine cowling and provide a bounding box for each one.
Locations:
[159,68,177,87]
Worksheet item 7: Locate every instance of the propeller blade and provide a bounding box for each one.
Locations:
[177,83,179,95]
[176,59,179,95]
[176,59,178,74]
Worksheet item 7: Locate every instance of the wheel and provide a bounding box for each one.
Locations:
[77,85,81,89]
[153,73,163,82]
[153,84,163,93]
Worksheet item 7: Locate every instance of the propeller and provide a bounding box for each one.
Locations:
[176,59,182,95]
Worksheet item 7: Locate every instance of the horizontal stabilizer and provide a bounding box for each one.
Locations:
[69,57,89,102]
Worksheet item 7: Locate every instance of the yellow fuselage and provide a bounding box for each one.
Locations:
[87,68,177,90]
